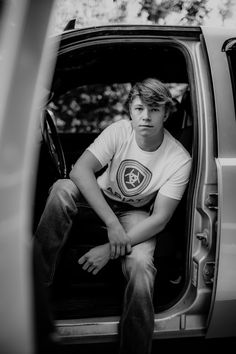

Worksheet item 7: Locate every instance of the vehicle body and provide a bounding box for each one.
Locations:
[0,1,236,353]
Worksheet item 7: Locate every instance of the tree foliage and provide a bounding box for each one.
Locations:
[51,0,235,33]
[138,0,211,25]
[218,0,235,25]
[49,83,131,133]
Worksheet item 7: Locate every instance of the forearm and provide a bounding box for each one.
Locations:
[127,194,180,246]
[127,214,167,246]
[100,214,167,249]
[70,166,118,228]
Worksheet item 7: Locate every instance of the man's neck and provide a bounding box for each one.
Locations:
[135,130,164,152]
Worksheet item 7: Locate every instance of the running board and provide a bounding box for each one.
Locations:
[55,314,207,344]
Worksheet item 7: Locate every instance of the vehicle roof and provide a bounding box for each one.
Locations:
[56,23,202,43]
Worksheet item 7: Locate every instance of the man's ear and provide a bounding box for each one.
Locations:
[163,111,169,122]
[164,106,171,122]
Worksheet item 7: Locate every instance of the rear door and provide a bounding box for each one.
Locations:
[201,27,236,338]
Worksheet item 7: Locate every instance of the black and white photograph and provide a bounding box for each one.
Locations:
[0,1,236,353]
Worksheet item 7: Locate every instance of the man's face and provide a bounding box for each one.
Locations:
[130,96,167,138]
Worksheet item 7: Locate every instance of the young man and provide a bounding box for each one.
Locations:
[35,78,192,354]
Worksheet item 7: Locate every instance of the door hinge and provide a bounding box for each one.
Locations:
[203,262,215,284]
[205,193,218,210]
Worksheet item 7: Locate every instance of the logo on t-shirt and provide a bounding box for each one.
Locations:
[116,159,152,197]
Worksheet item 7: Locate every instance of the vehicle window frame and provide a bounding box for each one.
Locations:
[223,40,236,121]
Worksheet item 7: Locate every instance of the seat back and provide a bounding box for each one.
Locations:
[165,88,193,155]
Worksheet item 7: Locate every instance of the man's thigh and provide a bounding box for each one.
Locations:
[118,209,150,232]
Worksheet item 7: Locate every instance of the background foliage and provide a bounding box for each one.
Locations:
[50,0,236,33]
[50,83,131,133]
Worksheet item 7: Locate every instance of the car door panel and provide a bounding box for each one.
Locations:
[201,27,236,338]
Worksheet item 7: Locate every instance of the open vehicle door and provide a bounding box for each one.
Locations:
[201,27,236,338]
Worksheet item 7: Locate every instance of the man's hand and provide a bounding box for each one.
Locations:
[78,244,110,275]
[107,221,132,259]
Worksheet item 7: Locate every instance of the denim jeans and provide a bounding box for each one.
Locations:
[35,179,157,354]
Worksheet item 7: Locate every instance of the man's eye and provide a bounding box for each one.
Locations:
[135,107,143,111]
[152,108,159,112]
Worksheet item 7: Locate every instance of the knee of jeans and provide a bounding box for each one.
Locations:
[50,179,80,203]
[121,210,149,231]
[123,252,156,281]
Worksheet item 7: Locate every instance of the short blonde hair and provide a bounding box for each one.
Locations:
[127,78,175,116]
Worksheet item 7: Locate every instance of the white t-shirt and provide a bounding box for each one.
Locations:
[87,119,192,207]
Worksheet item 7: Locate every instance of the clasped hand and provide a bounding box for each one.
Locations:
[107,221,132,259]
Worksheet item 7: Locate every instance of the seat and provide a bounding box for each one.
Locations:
[165,88,193,154]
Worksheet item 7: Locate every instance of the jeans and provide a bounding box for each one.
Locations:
[35,179,157,354]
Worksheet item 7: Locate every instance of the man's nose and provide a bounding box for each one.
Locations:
[142,108,151,120]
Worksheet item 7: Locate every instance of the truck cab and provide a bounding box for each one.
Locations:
[0,1,236,352]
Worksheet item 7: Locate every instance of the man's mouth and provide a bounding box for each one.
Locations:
[139,125,153,128]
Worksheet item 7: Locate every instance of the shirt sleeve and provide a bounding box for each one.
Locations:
[86,122,119,167]
[159,158,192,200]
